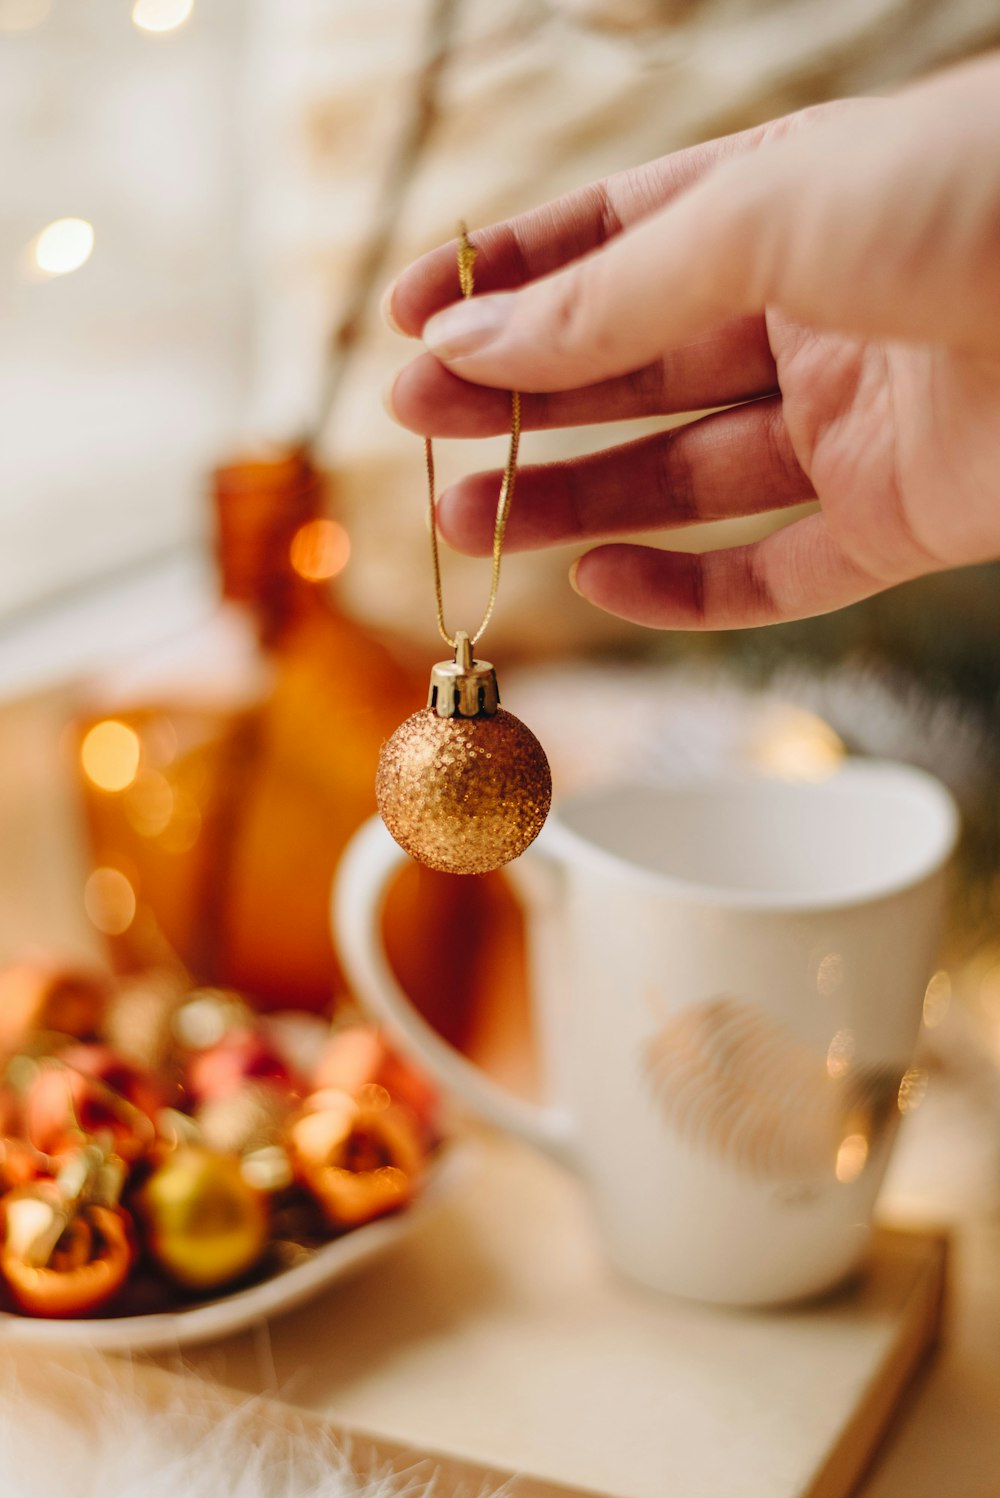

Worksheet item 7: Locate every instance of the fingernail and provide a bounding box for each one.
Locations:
[380,281,403,335]
[423,295,510,361]
[568,558,583,596]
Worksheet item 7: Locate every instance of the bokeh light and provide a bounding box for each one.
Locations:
[356,1082,392,1112]
[123,770,175,838]
[922,969,951,1029]
[84,868,137,936]
[142,715,179,768]
[289,518,351,582]
[897,1068,929,1115]
[31,218,94,278]
[835,1133,869,1184]
[172,992,234,1051]
[752,708,844,782]
[825,1028,855,1079]
[131,0,194,33]
[81,720,141,792]
[157,789,201,853]
[816,951,844,998]
[241,1145,293,1193]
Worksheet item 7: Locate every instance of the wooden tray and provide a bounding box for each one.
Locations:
[156,1134,947,1498]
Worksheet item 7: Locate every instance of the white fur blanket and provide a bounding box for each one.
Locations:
[0,1353,485,1498]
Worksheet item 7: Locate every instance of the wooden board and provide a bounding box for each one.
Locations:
[157,1134,947,1498]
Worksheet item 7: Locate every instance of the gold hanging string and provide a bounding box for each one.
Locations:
[426,224,521,651]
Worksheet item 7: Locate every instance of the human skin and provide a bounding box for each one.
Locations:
[383,53,1000,631]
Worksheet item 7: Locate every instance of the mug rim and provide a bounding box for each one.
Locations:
[543,758,959,913]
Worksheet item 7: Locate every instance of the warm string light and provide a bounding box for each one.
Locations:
[289,518,350,582]
[824,1029,855,1080]
[835,1133,869,1184]
[123,771,175,839]
[897,1068,929,1115]
[131,0,193,33]
[18,1,196,289]
[28,217,94,279]
[81,720,141,792]
[922,969,951,1029]
[80,717,201,858]
[752,707,844,782]
[84,868,137,936]
[815,951,844,998]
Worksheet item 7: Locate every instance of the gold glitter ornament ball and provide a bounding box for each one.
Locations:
[376,707,552,875]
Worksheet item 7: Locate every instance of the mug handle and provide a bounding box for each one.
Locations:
[334,816,577,1170]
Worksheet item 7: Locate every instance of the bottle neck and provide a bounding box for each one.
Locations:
[212,448,345,641]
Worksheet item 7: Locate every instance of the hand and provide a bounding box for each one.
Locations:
[384,54,1000,631]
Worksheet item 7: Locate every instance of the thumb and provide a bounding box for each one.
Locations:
[421,62,1000,393]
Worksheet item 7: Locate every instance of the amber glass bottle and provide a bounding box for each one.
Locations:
[76,448,527,1057]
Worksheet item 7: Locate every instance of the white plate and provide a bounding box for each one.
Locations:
[0,1150,465,1352]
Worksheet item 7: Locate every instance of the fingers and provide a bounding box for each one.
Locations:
[412,61,1000,394]
[409,126,823,393]
[388,317,776,437]
[573,515,886,630]
[437,398,813,554]
[412,169,779,391]
[386,118,781,336]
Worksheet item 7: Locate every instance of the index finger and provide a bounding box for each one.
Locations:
[387,118,782,337]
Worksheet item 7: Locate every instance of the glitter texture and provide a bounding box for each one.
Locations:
[376,707,552,875]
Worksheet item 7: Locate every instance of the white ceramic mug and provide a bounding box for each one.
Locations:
[334,762,957,1305]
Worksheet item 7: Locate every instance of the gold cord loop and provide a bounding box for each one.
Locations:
[426,224,521,651]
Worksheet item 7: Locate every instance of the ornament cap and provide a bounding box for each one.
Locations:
[428,630,500,718]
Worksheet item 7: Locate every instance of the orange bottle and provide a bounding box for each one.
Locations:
[76,448,527,1055]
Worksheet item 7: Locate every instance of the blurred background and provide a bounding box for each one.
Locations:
[3,0,1000,1179]
[5,0,1000,664]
